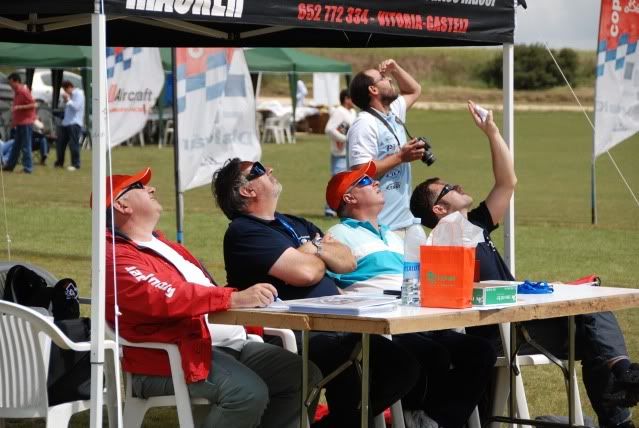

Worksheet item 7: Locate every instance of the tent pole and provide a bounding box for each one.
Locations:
[502,42,515,276]
[255,72,263,98]
[90,10,107,428]
[289,72,296,143]
[172,47,184,243]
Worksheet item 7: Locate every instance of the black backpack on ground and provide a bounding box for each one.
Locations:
[1,263,90,405]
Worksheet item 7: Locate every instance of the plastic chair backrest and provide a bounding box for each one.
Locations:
[0,301,58,418]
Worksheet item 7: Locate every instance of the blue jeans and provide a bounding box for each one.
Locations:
[330,154,347,176]
[5,125,33,173]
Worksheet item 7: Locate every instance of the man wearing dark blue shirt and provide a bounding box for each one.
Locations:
[410,101,639,428]
[213,158,420,427]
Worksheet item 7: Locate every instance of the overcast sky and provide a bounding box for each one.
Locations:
[514,0,601,50]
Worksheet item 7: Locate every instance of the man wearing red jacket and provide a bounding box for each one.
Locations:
[102,167,321,428]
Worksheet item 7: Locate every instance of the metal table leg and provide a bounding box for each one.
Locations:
[302,330,309,428]
[361,333,370,428]
[510,322,518,428]
[568,316,576,427]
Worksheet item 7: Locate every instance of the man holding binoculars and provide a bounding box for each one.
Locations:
[347,59,428,234]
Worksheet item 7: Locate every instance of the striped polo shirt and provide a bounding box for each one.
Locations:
[327,218,404,293]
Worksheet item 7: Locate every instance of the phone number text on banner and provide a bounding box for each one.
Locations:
[297,3,470,34]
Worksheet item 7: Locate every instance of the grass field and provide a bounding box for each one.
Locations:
[2,108,638,426]
[261,47,597,105]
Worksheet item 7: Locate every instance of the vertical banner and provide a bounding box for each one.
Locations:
[594,0,639,157]
[176,48,260,192]
[106,47,164,146]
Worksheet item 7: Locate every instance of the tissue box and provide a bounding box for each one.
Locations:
[472,281,518,307]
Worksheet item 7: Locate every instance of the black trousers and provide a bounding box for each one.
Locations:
[467,311,630,427]
[55,124,82,168]
[302,332,420,428]
[393,330,497,428]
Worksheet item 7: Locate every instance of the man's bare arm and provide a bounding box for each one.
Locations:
[307,234,356,274]
[379,59,422,109]
[468,100,517,225]
[352,138,425,178]
[268,247,326,287]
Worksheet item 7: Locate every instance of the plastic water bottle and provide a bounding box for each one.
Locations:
[402,218,427,306]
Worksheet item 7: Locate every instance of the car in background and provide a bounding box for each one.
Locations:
[0,72,14,141]
[14,69,83,105]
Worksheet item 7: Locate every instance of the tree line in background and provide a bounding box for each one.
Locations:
[480,44,582,90]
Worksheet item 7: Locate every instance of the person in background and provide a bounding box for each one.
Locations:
[324,161,496,428]
[56,80,85,171]
[32,119,49,166]
[4,73,36,173]
[1,123,48,166]
[323,88,356,216]
[102,167,321,428]
[296,79,308,107]
[410,101,639,428]
[347,58,424,234]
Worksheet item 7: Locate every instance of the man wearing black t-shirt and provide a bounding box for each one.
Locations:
[212,158,419,427]
[410,101,639,428]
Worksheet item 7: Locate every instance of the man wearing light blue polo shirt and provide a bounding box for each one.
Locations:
[56,80,85,171]
[347,59,424,234]
[324,163,496,428]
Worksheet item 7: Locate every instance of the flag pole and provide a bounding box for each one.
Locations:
[592,2,605,226]
[172,47,184,243]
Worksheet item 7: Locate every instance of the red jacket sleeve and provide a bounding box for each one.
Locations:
[108,248,235,321]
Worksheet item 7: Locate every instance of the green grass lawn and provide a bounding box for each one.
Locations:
[2,109,638,426]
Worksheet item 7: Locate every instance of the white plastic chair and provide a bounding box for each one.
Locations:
[0,300,121,428]
[261,112,292,144]
[110,325,298,428]
[162,119,174,148]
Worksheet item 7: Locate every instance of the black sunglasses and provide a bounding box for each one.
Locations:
[434,183,455,204]
[246,161,267,181]
[117,181,144,200]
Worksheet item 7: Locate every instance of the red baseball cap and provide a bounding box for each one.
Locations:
[325,161,376,211]
[90,167,152,208]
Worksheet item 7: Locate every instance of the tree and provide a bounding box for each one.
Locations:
[479,44,579,90]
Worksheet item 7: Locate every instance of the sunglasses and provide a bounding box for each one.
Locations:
[355,175,374,188]
[117,181,144,200]
[246,161,267,181]
[370,75,390,86]
[434,183,455,204]
[346,175,374,194]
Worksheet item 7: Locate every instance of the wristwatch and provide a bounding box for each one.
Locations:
[311,236,323,256]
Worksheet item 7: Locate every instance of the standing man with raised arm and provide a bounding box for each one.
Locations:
[56,80,85,171]
[213,158,420,427]
[347,59,424,233]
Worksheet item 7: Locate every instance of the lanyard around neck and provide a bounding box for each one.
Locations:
[276,215,303,245]
[366,107,415,150]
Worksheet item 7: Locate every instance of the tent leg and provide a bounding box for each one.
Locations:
[502,43,515,276]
